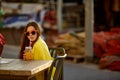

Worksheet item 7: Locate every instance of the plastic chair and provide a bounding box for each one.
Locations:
[47,47,67,80]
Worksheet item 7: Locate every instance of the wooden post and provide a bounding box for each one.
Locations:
[84,0,94,62]
[57,0,63,33]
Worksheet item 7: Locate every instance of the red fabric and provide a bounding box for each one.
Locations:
[0,33,5,46]
[94,28,120,71]
[44,10,57,26]
[94,43,104,58]
[93,32,107,58]
[102,39,120,55]
[110,27,120,33]
[94,30,120,58]
[108,61,120,71]
[99,54,120,71]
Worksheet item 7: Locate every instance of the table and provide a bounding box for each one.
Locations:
[0,58,52,80]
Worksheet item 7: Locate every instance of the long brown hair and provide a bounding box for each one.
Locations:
[19,21,42,59]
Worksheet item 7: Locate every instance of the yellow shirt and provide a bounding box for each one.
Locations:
[32,37,54,80]
[32,37,52,60]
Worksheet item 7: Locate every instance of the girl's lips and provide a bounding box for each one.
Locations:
[29,37,35,41]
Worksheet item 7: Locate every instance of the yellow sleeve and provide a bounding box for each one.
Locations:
[32,38,52,60]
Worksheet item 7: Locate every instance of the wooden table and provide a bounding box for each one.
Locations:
[0,58,52,80]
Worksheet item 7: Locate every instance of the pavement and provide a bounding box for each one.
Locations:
[2,45,120,80]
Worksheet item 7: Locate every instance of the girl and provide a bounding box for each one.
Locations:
[19,21,51,60]
[19,21,52,80]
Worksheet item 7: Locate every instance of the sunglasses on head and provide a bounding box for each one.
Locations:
[25,30,37,36]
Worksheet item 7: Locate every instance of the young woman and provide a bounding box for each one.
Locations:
[19,21,53,80]
[19,21,52,60]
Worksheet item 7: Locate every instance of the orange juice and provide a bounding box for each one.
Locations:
[24,46,33,60]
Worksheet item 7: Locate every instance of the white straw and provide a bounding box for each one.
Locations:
[29,39,32,47]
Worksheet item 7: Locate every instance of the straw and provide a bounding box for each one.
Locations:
[29,39,32,47]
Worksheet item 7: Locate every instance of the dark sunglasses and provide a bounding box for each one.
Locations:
[25,30,37,36]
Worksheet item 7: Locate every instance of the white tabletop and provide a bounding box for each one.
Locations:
[0,58,52,76]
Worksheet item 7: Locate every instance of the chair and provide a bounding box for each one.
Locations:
[47,47,67,80]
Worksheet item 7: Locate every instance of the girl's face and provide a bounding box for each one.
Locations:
[26,26,37,42]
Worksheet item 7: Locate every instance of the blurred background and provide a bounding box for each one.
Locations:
[0,0,85,59]
[0,0,120,80]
